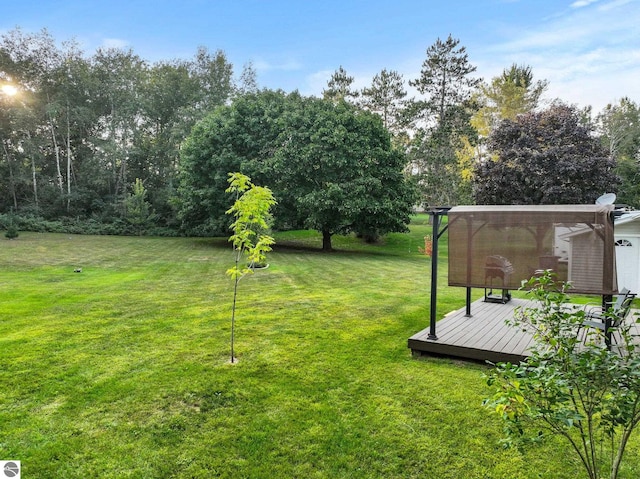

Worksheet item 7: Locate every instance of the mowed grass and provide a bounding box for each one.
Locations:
[1,220,638,478]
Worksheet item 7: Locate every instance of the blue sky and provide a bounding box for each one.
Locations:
[2,0,638,113]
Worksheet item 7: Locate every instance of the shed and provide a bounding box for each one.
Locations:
[614,211,640,294]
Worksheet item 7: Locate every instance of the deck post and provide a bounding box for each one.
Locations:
[602,211,621,350]
[427,207,451,340]
[465,287,472,317]
[428,212,440,340]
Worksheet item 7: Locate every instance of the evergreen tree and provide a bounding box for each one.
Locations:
[124,178,154,235]
[409,34,481,125]
[360,68,407,138]
[407,35,481,207]
[322,65,359,103]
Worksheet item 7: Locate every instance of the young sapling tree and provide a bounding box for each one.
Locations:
[5,208,19,239]
[225,172,276,363]
[124,178,155,235]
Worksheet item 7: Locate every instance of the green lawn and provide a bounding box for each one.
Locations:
[1,220,638,478]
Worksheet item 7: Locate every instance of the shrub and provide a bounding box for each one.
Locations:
[5,224,18,239]
[485,271,640,479]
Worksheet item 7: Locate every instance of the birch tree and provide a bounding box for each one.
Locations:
[92,47,146,202]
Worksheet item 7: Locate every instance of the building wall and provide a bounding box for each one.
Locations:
[568,233,606,292]
[614,220,640,294]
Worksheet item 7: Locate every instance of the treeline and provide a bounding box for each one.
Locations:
[1,28,639,237]
[0,28,256,234]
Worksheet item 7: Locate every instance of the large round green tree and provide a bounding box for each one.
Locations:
[271,96,417,250]
[177,90,417,249]
[176,90,290,235]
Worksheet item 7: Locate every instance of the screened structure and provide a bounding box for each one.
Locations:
[447,205,617,295]
[409,204,621,360]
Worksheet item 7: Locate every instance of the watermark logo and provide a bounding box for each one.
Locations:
[1,461,20,479]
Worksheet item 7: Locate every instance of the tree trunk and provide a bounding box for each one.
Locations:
[439,70,447,124]
[322,228,333,251]
[31,156,38,207]
[66,103,72,212]
[49,119,63,195]
[2,140,18,210]
[25,130,38,208]
[46,94,64,196]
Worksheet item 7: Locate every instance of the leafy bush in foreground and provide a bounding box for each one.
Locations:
[485,272,640,479]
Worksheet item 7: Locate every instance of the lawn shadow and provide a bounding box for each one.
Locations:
[272,239,427,260]
[192,231,430,261]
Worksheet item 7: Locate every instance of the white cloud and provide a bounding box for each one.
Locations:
[571,0,600,8]
[475,0,640,113]
[101,38,129,49]
[598,0,635,11]
[302,69,333,96]
[280,0,639,113]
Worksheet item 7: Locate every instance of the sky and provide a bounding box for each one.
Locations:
[1,0,639,114]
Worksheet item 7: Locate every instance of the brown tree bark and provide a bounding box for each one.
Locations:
[322,228,333,252]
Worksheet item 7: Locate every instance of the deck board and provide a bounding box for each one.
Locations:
[408,298,535,363]
[409,298,640,363]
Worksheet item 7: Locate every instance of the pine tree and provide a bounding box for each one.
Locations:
[322,66,359,103]
[360,68,407,136]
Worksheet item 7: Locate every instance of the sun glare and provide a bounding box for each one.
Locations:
[1,84,18,96]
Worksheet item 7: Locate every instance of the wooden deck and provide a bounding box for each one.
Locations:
[409,298,640,363]
[408,298,536,363]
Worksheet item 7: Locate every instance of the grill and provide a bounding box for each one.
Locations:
[484,255,514,304]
